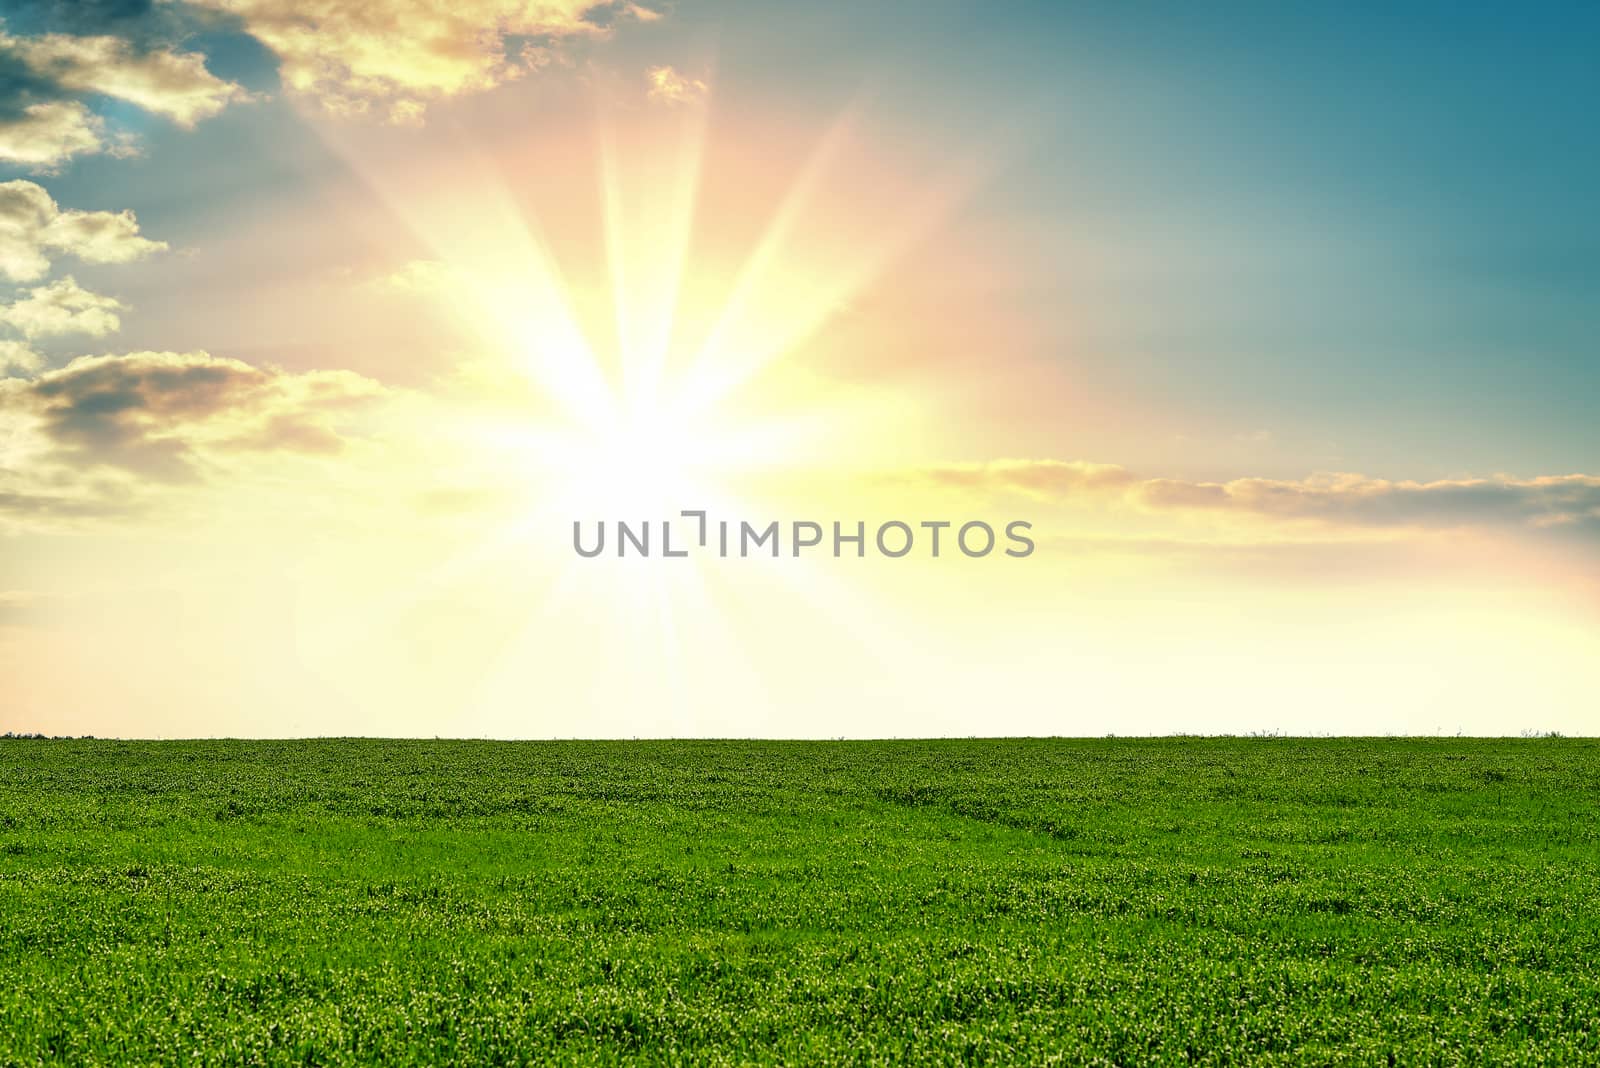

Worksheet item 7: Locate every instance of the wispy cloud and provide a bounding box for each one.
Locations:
[904,460,1600,538]
[645,65,708,107]
[360,258,458,297]
[913,459,1137,496]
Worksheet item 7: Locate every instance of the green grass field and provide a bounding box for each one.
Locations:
[1,738,1596,1065]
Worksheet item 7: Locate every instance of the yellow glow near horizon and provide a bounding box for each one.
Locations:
[249,81,1004,732]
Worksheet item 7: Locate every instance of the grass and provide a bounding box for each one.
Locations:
[0,737,1597,1065]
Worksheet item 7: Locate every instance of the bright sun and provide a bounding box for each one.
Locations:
[544,386,725,513]
[331,87,979,531]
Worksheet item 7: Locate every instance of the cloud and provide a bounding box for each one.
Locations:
[0,487,136,523]
[583,1,662,29]
[645,65,707,107]
[0,179,167,282]
[1,3,660,152]
[0,350,386,481]
[0,24,246,168]
[905,459,1600,538]
[913,459,1137,497]
[0,99,107,170]
[183,0,662,121]
[0,339,42,374]
[0,276,123,337]
[1,29,249,127]
[1134,471,1600,533]
[362,258,457,296]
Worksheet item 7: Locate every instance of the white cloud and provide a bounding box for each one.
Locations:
[2,30,249,128]
[0,100,106,171]
[0,339,42,376]
[0,180,167,283]
[0,28,247,168]
[0,276,124,338]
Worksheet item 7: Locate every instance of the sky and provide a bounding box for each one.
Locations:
[1,1,1597,737]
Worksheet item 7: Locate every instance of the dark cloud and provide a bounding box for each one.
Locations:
[7,351,383,481]
[0,0,173,42]
[30,356,262,478]
[0,47,61,122]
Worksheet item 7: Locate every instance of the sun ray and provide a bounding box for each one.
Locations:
[280,81,997,737]
[678,102,862,396]
[594,81,714,419]
[679,143,999,421]
[297,115,616,430]
[595,108,635,393]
